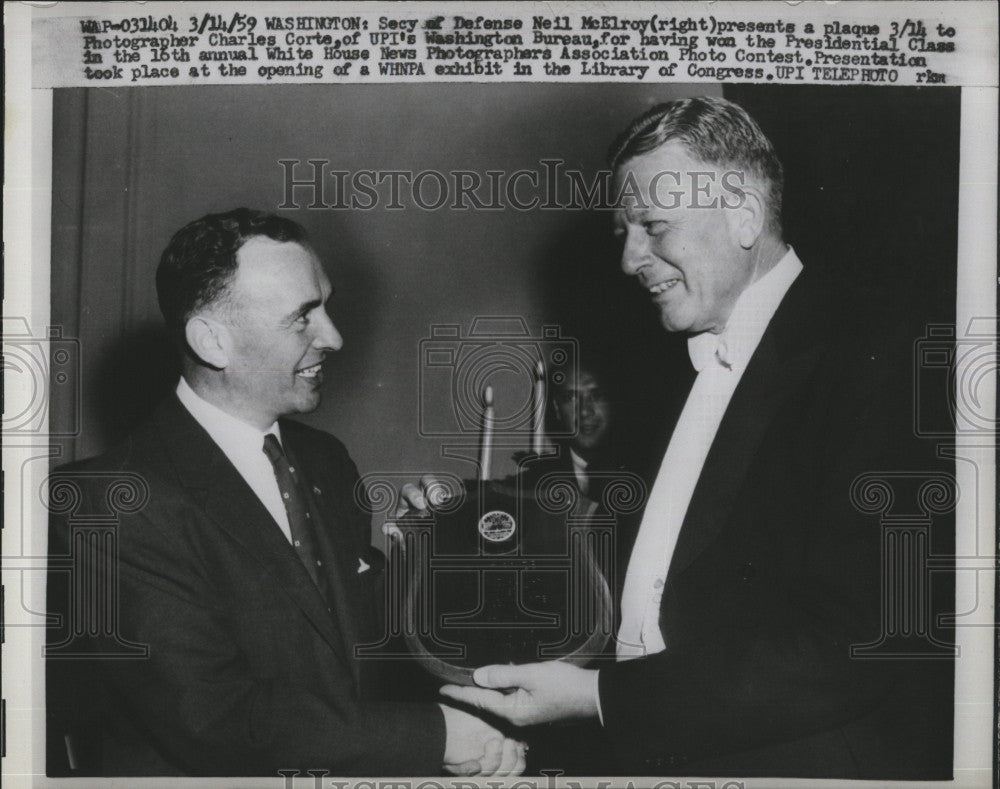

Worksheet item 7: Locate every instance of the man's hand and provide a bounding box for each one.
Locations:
[382,475,453,544]
[439,703,526,776]
[441,661,601,727]
[383,475,464,551]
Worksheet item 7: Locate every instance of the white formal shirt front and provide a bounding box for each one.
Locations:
[176,377,293,542]
[616,248,803,659]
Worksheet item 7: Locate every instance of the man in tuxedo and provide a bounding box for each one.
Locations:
[439,97,954,778]
[46,209,525,777]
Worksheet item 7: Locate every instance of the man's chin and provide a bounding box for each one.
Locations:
[659,312,687,333]
[658,303,701,334]
[289,390,323,415]
[574,433,607,454]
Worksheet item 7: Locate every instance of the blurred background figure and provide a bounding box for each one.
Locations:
[549,363,615,497]
[526,357,628,516]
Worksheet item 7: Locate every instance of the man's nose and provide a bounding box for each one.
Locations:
[312,313,344,352]
[619,227,648,277]
[578,393,597,418]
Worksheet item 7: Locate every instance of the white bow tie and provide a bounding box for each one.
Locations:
[687,331,732,372]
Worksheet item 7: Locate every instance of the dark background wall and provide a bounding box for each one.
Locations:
[726,84,959,321]
[50,84,959,519]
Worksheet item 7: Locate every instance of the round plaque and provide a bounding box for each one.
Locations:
[391,477,614,685]
[477,509,516,542]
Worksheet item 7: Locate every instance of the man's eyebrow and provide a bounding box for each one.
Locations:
[284,298,323,322]
[284,285,337,322]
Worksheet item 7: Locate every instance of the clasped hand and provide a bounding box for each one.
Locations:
[442,662,600,727]
[440,703,525,776]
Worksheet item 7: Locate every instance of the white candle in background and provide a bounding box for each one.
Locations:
[532,359,545,455]
[480,385,494,481]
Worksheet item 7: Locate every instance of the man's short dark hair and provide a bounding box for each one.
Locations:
[608,96,784,233]
[156,208,308,342]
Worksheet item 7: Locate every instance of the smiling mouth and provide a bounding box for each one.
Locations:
[296,362,323,379]
[648,279,681,295]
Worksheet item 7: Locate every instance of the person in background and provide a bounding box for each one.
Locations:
[517,357,629,516]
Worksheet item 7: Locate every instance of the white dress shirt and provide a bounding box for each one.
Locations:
[616,248,803,659]
[176,378,293,542]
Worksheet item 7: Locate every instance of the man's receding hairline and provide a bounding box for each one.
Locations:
[192,235,309,322]
[223,236,328,325]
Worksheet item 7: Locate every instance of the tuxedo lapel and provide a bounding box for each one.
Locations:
[666,270,833,581]
[151,397,354,673]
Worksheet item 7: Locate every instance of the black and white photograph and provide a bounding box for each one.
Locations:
[3,2,997,787]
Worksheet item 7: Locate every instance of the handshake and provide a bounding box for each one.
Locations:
[440,703,525,776]
[437,660,603,776]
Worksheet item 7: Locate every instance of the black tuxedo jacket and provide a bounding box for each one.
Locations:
[47,395,444,776]
[599,267,954,779]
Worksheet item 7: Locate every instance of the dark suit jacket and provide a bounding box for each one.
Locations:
[598,266,954,779]
[515,445,631,517]
[47,395,444,776]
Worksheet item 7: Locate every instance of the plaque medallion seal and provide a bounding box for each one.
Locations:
[477,509,516,542]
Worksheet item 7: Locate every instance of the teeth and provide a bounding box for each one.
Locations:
[649,280,678,295]
[297,363,322,378]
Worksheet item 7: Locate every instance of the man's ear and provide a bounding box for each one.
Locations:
[725,179,768,250]
[184,315,231,369]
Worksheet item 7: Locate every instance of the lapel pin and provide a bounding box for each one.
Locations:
[312,485,322,496]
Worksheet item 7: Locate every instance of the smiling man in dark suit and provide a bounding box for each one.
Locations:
[440,97,953,779]
[47,209,525,777]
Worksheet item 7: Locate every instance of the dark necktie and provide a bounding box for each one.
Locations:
[262,433,326,588]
